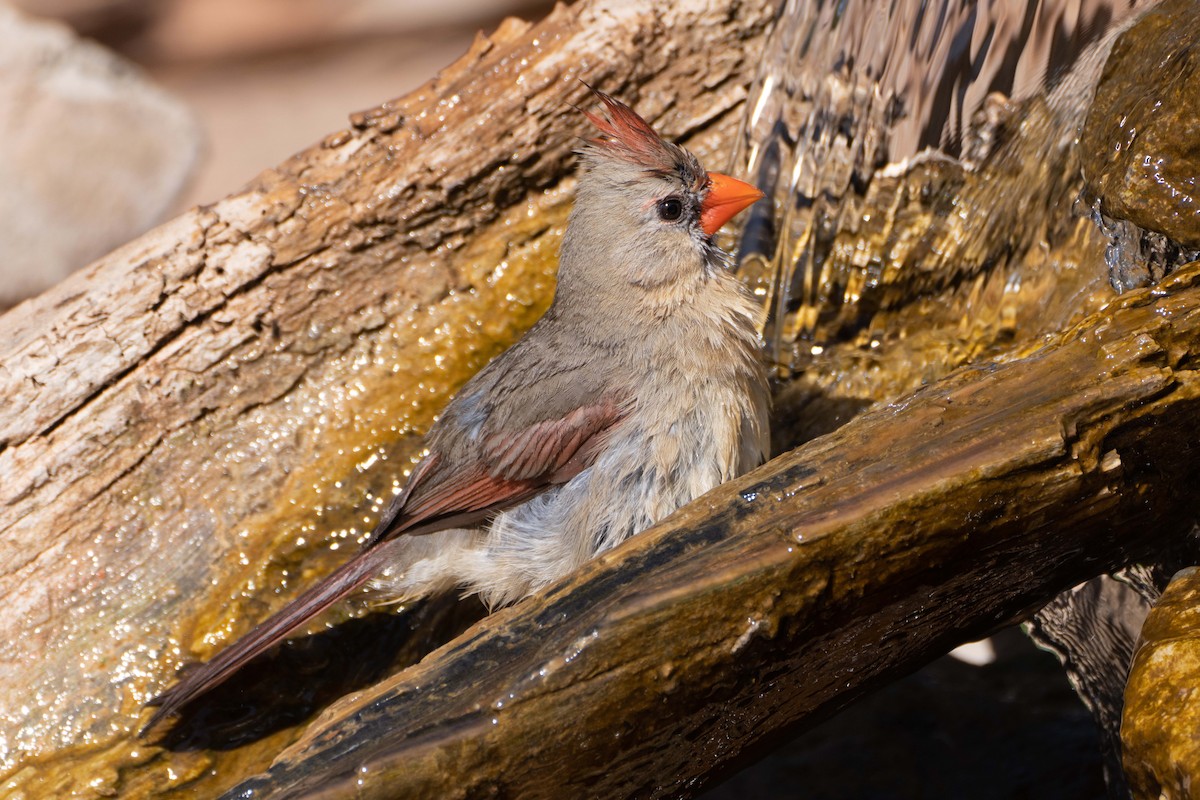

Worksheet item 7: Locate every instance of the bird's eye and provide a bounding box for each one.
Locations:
[656,197,684,222]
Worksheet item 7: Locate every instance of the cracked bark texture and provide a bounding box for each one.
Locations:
[0,1,775,796]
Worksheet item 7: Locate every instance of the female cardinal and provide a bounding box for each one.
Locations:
[144,89,768,731]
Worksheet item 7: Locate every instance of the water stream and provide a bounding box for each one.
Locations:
[731,0,1152,377]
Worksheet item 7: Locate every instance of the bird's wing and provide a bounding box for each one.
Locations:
[367,400,626,545]
[143,395,626,734]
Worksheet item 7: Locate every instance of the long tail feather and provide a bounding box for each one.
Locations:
[141,546,392,736]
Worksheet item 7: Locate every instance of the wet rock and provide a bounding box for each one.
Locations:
[1122,566,1200,798]
[0,5,200,308]
[1079,0,1200,279]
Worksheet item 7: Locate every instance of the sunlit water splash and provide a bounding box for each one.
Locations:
[731,0,1155,371]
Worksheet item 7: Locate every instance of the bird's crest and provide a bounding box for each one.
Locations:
[580,88,679,174]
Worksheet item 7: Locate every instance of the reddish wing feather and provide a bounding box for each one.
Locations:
[368,399,623,543]
[484,403,622,481]
[384,468,542,538]
[143,400,626,732]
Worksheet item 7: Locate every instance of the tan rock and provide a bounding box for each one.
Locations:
[0,4,200,307]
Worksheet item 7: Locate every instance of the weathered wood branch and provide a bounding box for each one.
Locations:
[0,0,776,795]
[228,262,1200,799]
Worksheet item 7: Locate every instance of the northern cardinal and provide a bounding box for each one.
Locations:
[143,89,768,733]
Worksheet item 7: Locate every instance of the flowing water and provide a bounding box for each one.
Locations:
[730,0,1153,385]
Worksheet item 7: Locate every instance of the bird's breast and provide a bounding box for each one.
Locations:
[615,296,769,523]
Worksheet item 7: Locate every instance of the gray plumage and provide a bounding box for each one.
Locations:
[143,90,768,732]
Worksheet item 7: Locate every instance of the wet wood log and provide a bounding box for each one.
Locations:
[0,1,775,795]
[227,262,1200,799]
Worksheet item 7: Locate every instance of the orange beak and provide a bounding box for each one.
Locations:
[699,172,764,237]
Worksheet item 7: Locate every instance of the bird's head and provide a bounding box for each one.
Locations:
[560,90,763,294]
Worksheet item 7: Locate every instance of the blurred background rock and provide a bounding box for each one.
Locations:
[0,0,551,309]
[0,4,196,308]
